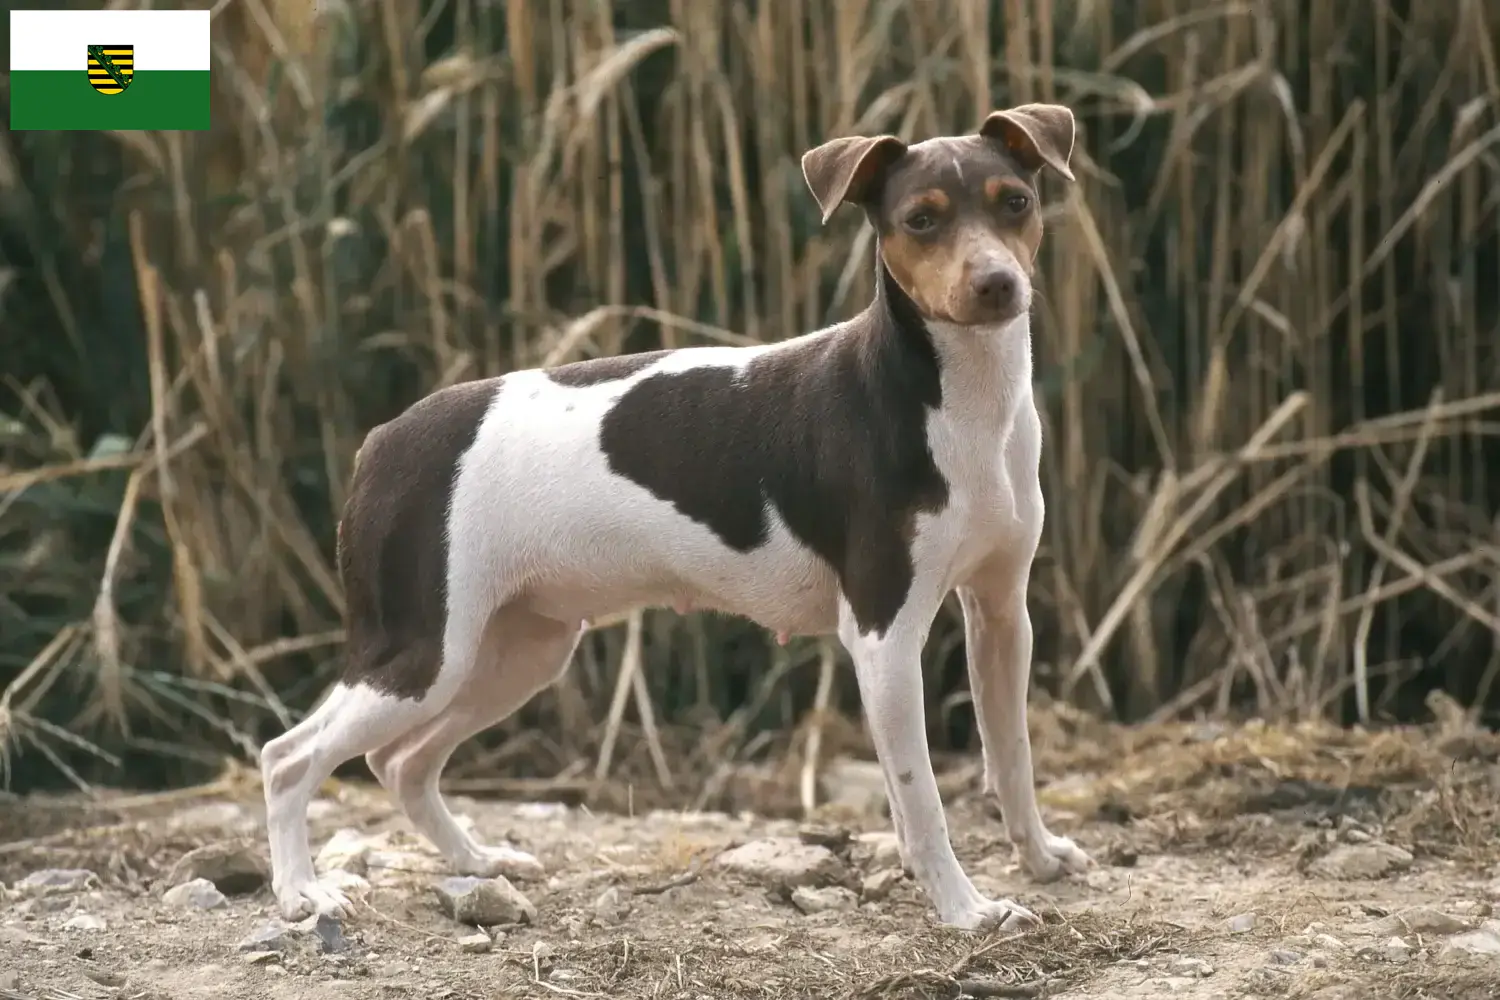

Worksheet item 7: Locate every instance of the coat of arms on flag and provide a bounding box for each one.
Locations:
[86,44,134,95]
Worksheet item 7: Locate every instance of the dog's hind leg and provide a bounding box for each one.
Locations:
[365,607,581,878]
[260,647,462,919]
[261,592,495,920]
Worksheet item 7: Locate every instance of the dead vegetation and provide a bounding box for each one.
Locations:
[2,0,1499,801]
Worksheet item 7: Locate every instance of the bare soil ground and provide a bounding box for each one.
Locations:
[3,706,1499,1000]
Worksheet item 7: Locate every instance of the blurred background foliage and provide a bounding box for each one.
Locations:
[1,0,1498,801]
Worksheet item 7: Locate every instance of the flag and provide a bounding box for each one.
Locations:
[9,9,211,131]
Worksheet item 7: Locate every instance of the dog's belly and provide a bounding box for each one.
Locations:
[519,530,842,636]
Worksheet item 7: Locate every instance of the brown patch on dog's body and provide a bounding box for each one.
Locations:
[596,269,948,637]
[337,379,501,699]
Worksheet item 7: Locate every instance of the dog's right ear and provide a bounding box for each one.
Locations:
[801,135,907,224]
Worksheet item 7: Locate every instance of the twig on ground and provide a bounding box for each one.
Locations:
[631,869,700,896]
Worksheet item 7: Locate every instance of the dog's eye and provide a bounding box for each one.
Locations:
[1004,194,1031,214]
[904,211,938,234]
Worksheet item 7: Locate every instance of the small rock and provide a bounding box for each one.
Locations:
[820,757,890,818]
[591,886,631,925]
[1440,920,1500,959]
[458,931,493,954]
[1310,952,1329,968]
[166,841,269,895]
[169,802,249,832]
[63,913,106,932]
[1270,949,1302,965]
[797,824,853,851]
[315,829,373,875]
[855,831,903,870]
[237,922,290,952]
[860,869,904,902]
[16,869,97,896]
[1313,933,1347,951]
[1228,912,1257,934]
[1372,906,1471,936]
[0,927,49,948]
[1132,975,1198,994]
[0,971,18,991]
[1168,957,1214,978]
[432,876,536,926]
[373,959,414,978]
[243,951,280,965]
[791,885,857,914]
[162,877,228,910]
[1309,842,1414,880]
[17,894,72,915]
[715,838,847,888]
[84,969,127,989]
[1382,936,1412,964]
[307,912,348,953]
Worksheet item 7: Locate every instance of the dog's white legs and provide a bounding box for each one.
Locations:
[958,565,1092,882]
[366,611,580,879]
[260,647,462,920]
[838,593,1037,932]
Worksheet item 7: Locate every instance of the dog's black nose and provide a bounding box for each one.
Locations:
[971,266,1020,313]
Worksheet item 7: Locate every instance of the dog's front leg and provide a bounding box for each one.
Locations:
[957,559,1092,882]
[838,593,1037,932]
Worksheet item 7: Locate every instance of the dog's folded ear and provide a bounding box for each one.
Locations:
[801,135,908,224]
[981,104,1076,182]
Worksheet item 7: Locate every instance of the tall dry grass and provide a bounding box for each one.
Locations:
[1,0,1498,799]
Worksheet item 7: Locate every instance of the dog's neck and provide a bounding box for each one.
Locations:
[868,261,1034,433]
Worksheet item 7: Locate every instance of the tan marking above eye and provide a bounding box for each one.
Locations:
[907,188,950,212]
[985,177,1030,203]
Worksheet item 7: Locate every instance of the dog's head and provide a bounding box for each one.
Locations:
[801,104,1076,327]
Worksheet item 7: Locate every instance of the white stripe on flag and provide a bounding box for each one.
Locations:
[9,9,211,73]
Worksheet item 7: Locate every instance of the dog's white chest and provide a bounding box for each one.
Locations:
[923,392,1043,586]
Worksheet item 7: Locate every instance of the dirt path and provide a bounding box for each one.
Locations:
[3,712,1498,999]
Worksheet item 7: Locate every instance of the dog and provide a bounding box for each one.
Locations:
[259,102,1093,932]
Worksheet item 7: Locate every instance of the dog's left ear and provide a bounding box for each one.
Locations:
[981,104,1076,182]
[801,134,908,224]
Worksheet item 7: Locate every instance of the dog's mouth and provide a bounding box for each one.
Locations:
[945,298,1031,328]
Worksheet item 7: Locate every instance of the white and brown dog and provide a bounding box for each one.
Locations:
[260,103,1092,932]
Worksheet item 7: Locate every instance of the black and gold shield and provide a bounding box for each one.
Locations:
[86,45,134,95]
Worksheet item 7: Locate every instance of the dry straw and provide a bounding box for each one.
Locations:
[1,0,1498,796]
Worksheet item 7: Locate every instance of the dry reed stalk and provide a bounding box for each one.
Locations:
[799,639,838,817]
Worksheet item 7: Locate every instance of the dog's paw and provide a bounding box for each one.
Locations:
[275,878,355,921]
[941,895,1040,933]
[454,845,545,882]
[1020,833,1093,883]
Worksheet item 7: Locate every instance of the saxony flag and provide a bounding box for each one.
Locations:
[9,9,211,131]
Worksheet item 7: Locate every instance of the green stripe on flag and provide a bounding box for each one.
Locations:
[10,71,209,131]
